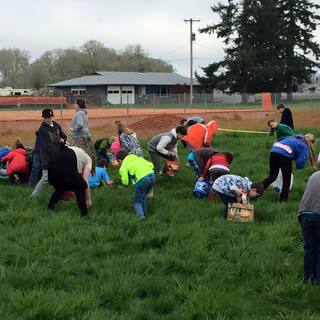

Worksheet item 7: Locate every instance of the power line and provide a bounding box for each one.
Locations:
[184,18,200,108]
[157,44,189,60]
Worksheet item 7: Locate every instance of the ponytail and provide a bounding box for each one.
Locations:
[305,134,317,168]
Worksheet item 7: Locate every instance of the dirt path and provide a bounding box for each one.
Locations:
[0,107,318,146]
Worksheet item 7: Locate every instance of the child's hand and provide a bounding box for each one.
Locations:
[198,176,205,181]
[236,188,245,196]
[107,180,113,185]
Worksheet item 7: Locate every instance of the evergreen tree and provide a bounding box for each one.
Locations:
[199,0,320,100]
[199,0,264,101]
[277,0,320,100]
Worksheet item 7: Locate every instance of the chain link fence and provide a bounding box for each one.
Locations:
[1,92,320,111]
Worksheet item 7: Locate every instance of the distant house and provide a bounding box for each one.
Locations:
[302,83,320,93]
[49,71,202,105]
[0,87,34,96]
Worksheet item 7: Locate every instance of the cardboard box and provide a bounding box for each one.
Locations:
[227,203,254,222]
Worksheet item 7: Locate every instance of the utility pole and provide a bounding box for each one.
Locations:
[184,18,200,109]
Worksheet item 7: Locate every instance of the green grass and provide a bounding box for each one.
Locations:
[1,131,320,319]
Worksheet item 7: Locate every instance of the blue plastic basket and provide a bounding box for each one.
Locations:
[193,179,210,199]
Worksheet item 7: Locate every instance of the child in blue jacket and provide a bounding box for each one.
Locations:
[263,134,315,202]
[89,158,113,188]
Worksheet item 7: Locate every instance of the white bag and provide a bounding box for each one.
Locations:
[270,170,293,193]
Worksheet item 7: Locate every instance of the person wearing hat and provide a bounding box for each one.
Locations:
[31,108,66,197]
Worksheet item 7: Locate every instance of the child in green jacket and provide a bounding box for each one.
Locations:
[267,120,294,141]
[116,150,155,220]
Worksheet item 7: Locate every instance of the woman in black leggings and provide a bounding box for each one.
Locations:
[263,135,315,202]
[48,145,93,216]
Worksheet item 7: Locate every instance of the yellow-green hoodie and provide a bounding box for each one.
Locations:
[119,154,154,186]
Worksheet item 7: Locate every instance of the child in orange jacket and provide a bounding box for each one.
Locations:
[182,120,218,151]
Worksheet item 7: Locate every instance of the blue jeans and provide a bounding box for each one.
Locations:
[29,154,42,187]
[300,214,320,284]
[188,151,201,178]
[134,174,156,220]
[213,190,237,218]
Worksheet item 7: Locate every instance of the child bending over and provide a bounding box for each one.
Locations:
[116,150,155,220]
[212,174,264,217]
[1,140,29,184]
[89,158,113,188]
[199,151,233,183]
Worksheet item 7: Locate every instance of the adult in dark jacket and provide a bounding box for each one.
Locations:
[48,145,92,216]
[31,108,66,197]
[277,104,294,130]
[262,134,315,202]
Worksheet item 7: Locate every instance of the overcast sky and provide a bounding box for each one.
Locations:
[1,0,320,77]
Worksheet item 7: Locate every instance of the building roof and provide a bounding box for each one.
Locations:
[49,71,200,87]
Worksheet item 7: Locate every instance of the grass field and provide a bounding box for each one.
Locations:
[0,131,320,319]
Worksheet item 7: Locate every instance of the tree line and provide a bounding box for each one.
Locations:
[197,0,320,100]
[0,41,173,90]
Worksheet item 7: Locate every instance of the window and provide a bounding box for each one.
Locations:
[71,88,86,95]
[122,90,133,94]
[108,90,120,94]
[159,86,170,97]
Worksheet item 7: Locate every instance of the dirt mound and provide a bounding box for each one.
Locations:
[131,114,183,132]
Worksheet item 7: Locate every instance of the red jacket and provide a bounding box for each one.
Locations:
[182,120,218,149]
[201,153,230,178]
[1,148,29,176]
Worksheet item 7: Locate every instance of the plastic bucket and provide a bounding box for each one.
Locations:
[166,160,180,176]
[270,170,293,193]
[193,179,210,199]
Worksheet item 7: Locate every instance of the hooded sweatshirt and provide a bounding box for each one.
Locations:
[119,154,154,186]
[298,171,320,216]
[2,148,29,176]
[38,121,66,170]
[182,120,218,149]
[70,108,89,138]
[194,148,219,173]
[271,136,309,169]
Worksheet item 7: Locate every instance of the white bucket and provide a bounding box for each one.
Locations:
[270,170,293,193]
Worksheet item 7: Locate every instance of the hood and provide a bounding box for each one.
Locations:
[14,148,27,156]
[41,121,58,129]
[170,128,177,138]
[293,134,308,145]
[76,108,88,115]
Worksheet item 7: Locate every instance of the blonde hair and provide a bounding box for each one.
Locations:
[305,133,317,168]
[117,123,134,136]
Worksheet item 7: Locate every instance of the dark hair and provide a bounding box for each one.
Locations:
[277,104,285,110]
[76,98,86,109]
[267,119,276,127]
[97,158,108,168]
[176,126,187,136]
[15,142,25,149]
[116,149,129,161]
[223,151,233,164]
[251,182,264,197]
[13,139,25,149]
[180,118,187,126]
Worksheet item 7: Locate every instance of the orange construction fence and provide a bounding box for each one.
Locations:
[261,92,273,111]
